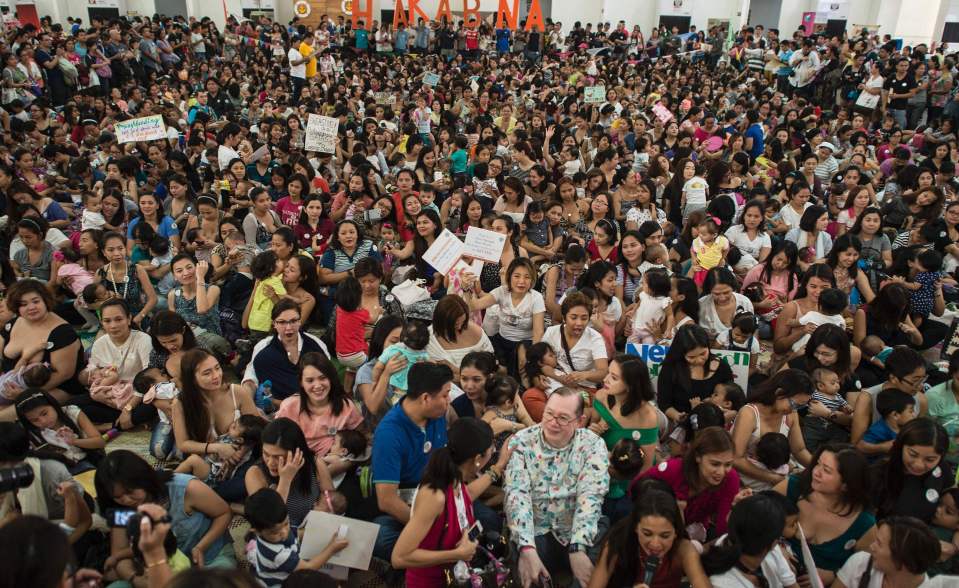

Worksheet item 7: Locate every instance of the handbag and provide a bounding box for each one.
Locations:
[435,501,514,587]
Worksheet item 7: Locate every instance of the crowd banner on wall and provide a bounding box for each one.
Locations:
[626,343,751,392]
[305,114,339,153]
[354,0,544,31]
[114,115,167,144]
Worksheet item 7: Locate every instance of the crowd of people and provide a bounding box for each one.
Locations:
[2,6,959,588]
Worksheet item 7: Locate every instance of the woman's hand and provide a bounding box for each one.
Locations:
[195,260,209,283]
[494,442,515,472]
[384,354,408,376]
[214,443,238,461]
[191,545,205,567]
[279,448,305,481]
[808,400,832,419]
[588,420,610,436]
[137,504,171,562]
[454,528,478,561]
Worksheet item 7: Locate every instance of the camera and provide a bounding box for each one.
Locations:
[110,509,137,528]
[0,464,35,493]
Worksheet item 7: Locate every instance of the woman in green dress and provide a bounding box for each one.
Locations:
[588,353,660,523]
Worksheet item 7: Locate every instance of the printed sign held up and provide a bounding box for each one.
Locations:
[423,72,441,86]
[305,113,339,153]
[114,115,167,144]
[584,86,607,104]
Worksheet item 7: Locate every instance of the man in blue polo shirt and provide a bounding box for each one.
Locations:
[370,362,452,560]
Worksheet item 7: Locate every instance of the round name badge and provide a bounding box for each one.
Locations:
[632,430,642,441]
[658,461,669,472]
[423,441,432,454]
[932,466,942,478]
[927,488,940,503]
[327,426,337,436]
[844,539,856,550]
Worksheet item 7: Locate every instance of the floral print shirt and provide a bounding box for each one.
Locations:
[504,426,609,548]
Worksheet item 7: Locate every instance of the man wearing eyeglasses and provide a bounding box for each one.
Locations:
[851,346,928,448]
[504,388,609,588]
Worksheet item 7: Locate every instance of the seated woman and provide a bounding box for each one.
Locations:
[773,443,877,585]
[0,279,85,420]
[148,311,203,385]
[95,450,235,582]
[425,295,494,382]
[541,292,609,391]
[657,324,733,424]
[244,417,336,530]
[168,255,230,357]
[172,348,260,503]
[588,486,709,588]
[391,418,512,588]
[872,418,951,523]
[11,216,55,282]
[353,315,406,426]
[833,517,948,588]
[275,352,365,463]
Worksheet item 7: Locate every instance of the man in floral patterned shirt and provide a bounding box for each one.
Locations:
[504,388,609,587]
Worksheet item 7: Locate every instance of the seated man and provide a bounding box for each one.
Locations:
[505,387,610,587]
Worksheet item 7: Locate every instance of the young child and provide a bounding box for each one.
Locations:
[561,146,583,178]
[605,438,647,522]
[707,381,747,426]
[755,490,801,587]
[637,244,671,276]
[523,201,556,264]
[904,249,943,326]
[521,342,565,422]
[742,432,791,491]
[245,488,349,588]
[449,134,469,178]
[667,402,725,456]
[176,414,267,484]
[80,282,111,330]
[931,488,959,575]
[80,191,106,231]
[322,429,369,490]
[690,216,729,287]
[418,185,440,216]
[681,162,709,219]
[803,367,854,454]
[629,268,674,344]
[790,287,847,353]
[334,276,369,392]
[856,389,916,459]
[246,250,286,341]
[372,320,430,403]
[482,375,526,452]
[134,368,180,460]
[125,512,191,579]
[743,281,780,325]
[717,312,760,354]
[15,388,105,474]
[52,248,98,331]
[148,235,176,305]
[0,363,53,406]
[764,199,788,234]
[861,334,894,370]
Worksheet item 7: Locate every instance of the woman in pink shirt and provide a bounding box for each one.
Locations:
[631,426,740,538]
[275,352,365,477]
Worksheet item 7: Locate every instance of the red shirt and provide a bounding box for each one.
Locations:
[465,29,479,50]
[275,196,304,227]
[335,307,370,356]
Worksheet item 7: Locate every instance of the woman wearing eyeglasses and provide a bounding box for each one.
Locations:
[731,369,813,491]
[851,346,928,449]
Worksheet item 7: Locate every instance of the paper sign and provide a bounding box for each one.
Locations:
[652,103,674,124]
[626,343,750,392]
[374,91,395,105]
[114,115,167,144]
[422,229,465,276]
[305,113,339,153]
[423,72,441,86]
[797,524,824,588]
[300,511,379,571]
[463,226,507,263]
[584,85,606,104]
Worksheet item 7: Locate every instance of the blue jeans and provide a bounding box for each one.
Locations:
[889,108,908,129]
[150,421,178,460]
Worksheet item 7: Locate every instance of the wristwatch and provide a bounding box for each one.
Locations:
[568,543,586,554]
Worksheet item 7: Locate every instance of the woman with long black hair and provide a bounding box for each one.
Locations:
[702,494,791,587]
[873,417,952,523]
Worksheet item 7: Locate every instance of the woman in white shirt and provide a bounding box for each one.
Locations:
[426,295,494,382]
[723,200,771,274]
[703,494,796,588]
[785,205,833,271]
[540,292,609,390]
[698,268,754,339]
[779,182,813,232]
[467,257,545,380]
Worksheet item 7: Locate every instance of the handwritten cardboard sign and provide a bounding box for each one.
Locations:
[584,85,606,104]
[374,91,395,105]
[114,115,167,144]
[305,113,339,153]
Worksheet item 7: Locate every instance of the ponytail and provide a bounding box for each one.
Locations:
[419,446,462,491]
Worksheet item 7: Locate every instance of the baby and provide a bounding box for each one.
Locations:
[148,236,176,300]
[80,191,106,231]
[53,248,98,331]
[790,288,847,353]
[134,368,180,459]
[637,244,672,277]
[861,335,894,369]
[322,429,369,489]
[482,375,525,452]
[743,432,791,491]
[0,363,54,406]
[373,320,431,403]
[706,381,746,426]
[931,488,959,575]
[175,414,267,484]
[629,268,674,344]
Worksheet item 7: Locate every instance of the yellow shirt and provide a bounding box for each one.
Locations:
[249,275,287,332]
[693,235,729,270]
[299,42,316,78]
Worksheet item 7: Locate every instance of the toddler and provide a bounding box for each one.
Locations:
[135,368,181,460]
[80,191,106,231]
[15,388,104,474]
[861,334,894,369]
[707,381,746,426]
[803,367,853,453]
[378,223,402,280]
[743,432,791,491]
[0,362,53,406]
[373,320,431,403]
[245,488,349,588]
[904,249,943,325]
[148,235,176,303]
[444,190,465,233]
[418,185,440,215]
[322,429,369,489]
[690,216,729,287]
[791,287,847,353]
[630,268,674,344]
[605,438,647,521]
[335,276,370,392]
[764,199,788,234]
[717,312,760,354]
[931,488,959,575]
[523,201,555,264]
[743,281,780,324]
[858,389,916,459]
[482,375,526,452]
[667,402,725,456]
[471,164,499,209]
[247,250,287,340]
[521,342,565,422]
[562,146,583,177]
[176,414,267,484]
[681,163,709,219]
[51,248,99,331]
[80,282,112,331]
[637,244,671,277]
[125,513,190,578]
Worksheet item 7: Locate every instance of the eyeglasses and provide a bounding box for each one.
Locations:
[542,410,577,427]
[789,398,810,411]
[273,318,301,327]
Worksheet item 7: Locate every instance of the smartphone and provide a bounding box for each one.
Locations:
[467,520,483,542]
[110,509,136,528]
